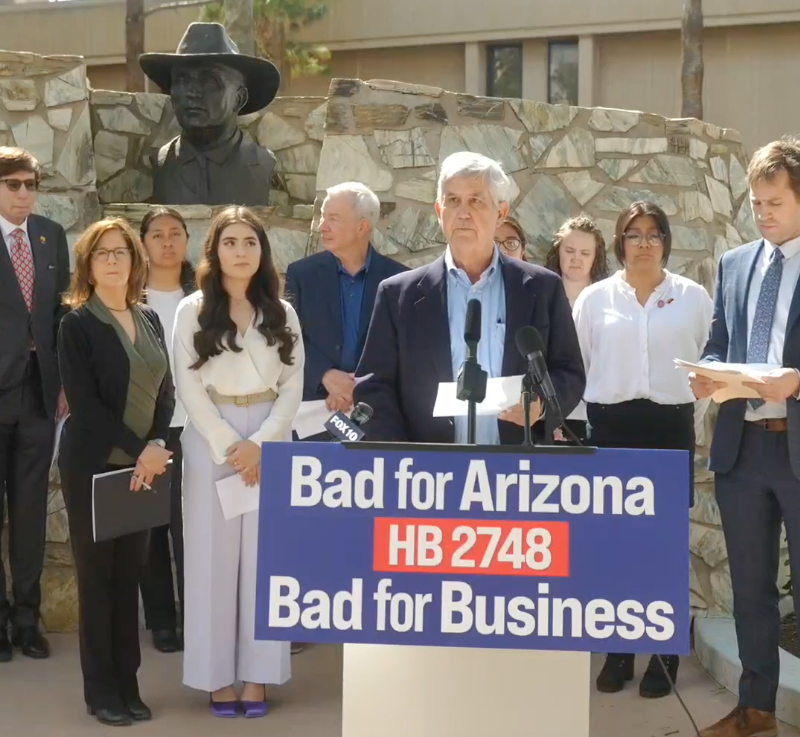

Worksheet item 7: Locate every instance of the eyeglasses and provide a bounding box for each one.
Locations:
[623,232,665,248]
[0,178,38,192]
[497,237,523,252]
[92,248,131,262]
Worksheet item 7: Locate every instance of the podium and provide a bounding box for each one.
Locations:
[254,442,691,737]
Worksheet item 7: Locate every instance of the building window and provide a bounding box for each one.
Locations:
[548,40,578,106]
[486,44,523,98]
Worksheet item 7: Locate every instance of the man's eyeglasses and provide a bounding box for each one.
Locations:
[623,232,665,248]
[497,237,523,252]
[92,248,132,262]
[0,178,38,193]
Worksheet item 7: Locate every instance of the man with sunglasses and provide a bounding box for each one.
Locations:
[0,146,70,663]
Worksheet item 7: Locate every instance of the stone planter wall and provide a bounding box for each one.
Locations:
[0,49,776,630]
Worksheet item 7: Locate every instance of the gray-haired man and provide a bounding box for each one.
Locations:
[284,182,408,415]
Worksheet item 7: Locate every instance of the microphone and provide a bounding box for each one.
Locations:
[457,299,488,444]
[324,402,373,442]
[515,326,563,422]
[464,298,481,361]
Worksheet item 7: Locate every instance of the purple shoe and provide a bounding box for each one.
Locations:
[242,700,269,719]
[209,697,239,718]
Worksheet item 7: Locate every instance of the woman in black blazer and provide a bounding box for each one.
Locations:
[57,218,174,727]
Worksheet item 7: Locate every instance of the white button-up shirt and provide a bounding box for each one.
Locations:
[0,213,30,257]
[745,235,800,420]
[573,270,713,406]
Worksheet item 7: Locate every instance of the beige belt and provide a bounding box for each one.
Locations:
[208,387,277,407]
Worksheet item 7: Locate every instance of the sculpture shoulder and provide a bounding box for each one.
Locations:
[154,135,181,168]
[241,137,276,169]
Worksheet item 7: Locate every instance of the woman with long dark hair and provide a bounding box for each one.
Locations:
[573,201,712,699]
[139,206,195,655]
[173,206,304,718]
[58,219,175,725]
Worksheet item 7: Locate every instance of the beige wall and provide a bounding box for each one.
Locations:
[288,44,466,97]
[0,2,196,61]
[296,0,800,47]
[597,23,800,154]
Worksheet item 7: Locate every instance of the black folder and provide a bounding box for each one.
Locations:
[92,462,172,543]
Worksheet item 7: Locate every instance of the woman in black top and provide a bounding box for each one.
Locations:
[57,218,174,726]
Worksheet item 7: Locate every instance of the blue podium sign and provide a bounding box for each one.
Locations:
[255,443,690,654]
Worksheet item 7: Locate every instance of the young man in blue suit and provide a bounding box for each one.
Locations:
[692,137,800,737]
[354,151,585,445]
[285,182,407,420]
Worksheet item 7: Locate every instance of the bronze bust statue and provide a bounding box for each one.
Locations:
[139,22,281,206]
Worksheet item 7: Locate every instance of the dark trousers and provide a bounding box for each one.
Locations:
[0,353,53,628]
[62,463,147,708]
[587,399,695,662]
[715,424,800,713]
[140,426,183,631]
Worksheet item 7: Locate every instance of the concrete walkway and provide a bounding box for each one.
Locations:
[2,635,799,736]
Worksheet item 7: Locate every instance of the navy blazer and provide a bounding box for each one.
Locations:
[284,247,408,401]
[0,214,70,420]
[702,239,800,479]
[353,253,586,445]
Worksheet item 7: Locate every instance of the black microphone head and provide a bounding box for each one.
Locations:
[465,298,482,343]
[350,402,373,427]
[515,325,544,358]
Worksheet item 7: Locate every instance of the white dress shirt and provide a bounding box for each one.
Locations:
[147,288,188,428]
[573,270,714,405]
[0,213,30,256]
[173,290,305,465]
[744,235,800,421]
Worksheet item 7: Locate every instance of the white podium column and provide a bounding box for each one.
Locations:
[342,644,590,737]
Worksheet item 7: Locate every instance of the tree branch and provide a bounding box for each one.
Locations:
[143,0,218,19]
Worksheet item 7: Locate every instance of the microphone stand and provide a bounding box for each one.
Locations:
[457,340,487,445]
[521,372,534,447]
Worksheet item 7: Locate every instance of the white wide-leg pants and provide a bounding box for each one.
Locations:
[181,400,291,692]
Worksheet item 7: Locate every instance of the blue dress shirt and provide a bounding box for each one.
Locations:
[336,247,374,373]
[445,246,506,445]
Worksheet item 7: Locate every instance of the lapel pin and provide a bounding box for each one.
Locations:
[39,235,46,243]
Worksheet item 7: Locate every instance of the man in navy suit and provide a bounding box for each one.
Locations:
[0,146,70,662]
[691,137,800,737]
[285,182,407,416]
[354,151,585,445]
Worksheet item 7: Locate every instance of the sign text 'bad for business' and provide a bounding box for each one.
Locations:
[254,443,690,654]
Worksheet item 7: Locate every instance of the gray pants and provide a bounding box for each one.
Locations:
[181,400,291,692]
[715,423,800,712]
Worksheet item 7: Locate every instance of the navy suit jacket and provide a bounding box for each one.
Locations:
[353,253,586,445]
[284,248,408,401]
[702,239,800,479]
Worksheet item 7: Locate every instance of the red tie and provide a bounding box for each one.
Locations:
[9,228,34,311]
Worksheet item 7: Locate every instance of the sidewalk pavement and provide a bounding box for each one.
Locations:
[1,634,798,736]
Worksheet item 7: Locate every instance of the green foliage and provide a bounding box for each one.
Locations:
[200,0,330,78]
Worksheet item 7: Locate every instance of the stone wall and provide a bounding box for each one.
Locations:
[0,52,100,254]
[90,90,326,208]
[313,77,775,619]
[0,48,775,630]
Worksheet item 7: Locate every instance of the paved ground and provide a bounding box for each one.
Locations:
[2,635,799,737]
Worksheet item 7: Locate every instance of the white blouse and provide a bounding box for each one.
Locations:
[572,270,713,406]
[173,290,305,465]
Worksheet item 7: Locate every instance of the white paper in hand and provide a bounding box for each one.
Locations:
[292,400,329,439]
[216,473,259,520]
[432,375,524,417]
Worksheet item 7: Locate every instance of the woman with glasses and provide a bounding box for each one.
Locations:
[494,215,528,261]
[57,219,175,726]
[572,201,712,699]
